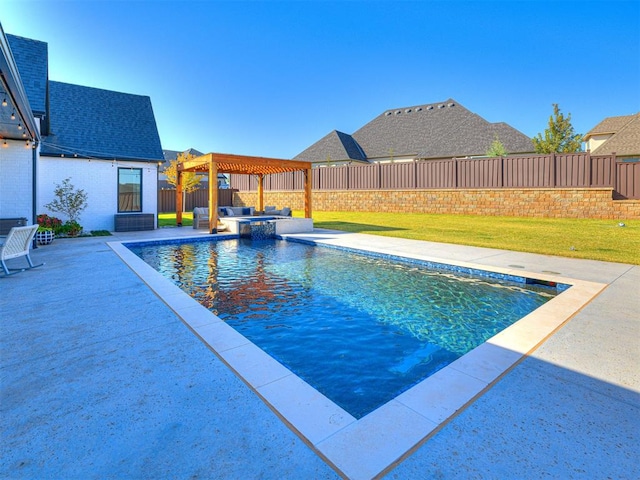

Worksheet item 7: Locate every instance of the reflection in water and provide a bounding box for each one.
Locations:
[129,238,559,419]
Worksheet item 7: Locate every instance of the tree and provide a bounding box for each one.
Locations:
[45,177,88,225]
[486,135,507,157]
[533,104,582,153]
[164,151,202,193]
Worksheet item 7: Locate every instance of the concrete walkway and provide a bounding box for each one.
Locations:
[1,227,638,479]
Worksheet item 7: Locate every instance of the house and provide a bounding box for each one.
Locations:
[583,113,640,160]
[294,99,534,165]
[0,26,164,233]
[160,148,230,190]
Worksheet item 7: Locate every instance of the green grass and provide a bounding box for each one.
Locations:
[159,212,193,227]
[159,211,640,265]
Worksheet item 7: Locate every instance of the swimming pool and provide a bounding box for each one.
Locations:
[128,237,561,418]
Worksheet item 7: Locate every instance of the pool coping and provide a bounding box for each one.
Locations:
[108,233,606,480]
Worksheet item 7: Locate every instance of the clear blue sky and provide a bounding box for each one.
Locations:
[2,0,639,159]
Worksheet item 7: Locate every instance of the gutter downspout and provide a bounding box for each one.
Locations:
[32,140,39,248]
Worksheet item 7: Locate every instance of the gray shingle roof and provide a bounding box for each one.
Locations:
[6,34,47,116]
[295,99,534,162]
[41,81,164,161]
[588,113,640,156]
[294,130,367,163]
[584,114,637,137]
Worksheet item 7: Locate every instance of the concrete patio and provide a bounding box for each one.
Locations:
[1,227,638,479]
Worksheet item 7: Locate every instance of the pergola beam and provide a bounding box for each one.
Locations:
[175,152,313,231]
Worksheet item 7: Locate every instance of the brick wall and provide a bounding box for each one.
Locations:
[234,188,640,220]
[0,141,34,221]
[38,157,159,231]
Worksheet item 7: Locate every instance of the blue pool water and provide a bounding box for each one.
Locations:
[128,238,559,419]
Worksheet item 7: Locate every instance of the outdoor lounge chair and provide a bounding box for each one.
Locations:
[0,225,43,276]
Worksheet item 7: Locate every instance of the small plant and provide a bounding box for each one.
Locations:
[486,135,507,157]
[44,178,88,236]
[90,230,112,237]
[37,214,63,234]
[58,220,83,237]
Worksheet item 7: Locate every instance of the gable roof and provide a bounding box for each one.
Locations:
[0,27,39,142]
[295,130,367,163]
[352,99,533,160]
[41,81,164,162]
[584,114,637,138]
[294,98,533,162]
[586,113,640,156]
[163,148,204,162]
[6,34,47,117]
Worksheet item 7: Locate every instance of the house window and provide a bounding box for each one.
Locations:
[118,168,142,212]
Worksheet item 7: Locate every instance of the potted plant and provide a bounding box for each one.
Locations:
[36,214,63,245]
[36,226,55,245]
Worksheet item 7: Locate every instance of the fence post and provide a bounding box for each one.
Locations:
[377,162,382,189]
[552,153,556,187]
[586,150,592,187]
[499,156,504,188]
[454,158,459,188]
[612,151,617,193]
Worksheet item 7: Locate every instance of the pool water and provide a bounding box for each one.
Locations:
[129,238,558,419]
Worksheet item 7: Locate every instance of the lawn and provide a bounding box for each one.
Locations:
[159,211,639,265]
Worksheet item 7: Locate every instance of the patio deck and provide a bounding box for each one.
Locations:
[1,227,638,479]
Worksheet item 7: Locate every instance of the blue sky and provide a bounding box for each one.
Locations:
[2,0,639,158]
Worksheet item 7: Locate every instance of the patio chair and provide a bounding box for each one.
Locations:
[0,225,43,276]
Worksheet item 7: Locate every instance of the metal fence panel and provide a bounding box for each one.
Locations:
[158,188,235,212]
[220,154,640,198]
[556,154,590,187]
[348,163,379,189]
[503,155,553,187]
[416,159,456,188]
[616,161,640,199]
[380,162,415,189]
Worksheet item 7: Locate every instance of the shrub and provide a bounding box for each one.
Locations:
[37,214,63,234]
[45,178,88,231]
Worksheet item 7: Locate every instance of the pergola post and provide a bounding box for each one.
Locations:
[257,174,264,212]
[304,168,312,218]
[208,155,218,234]
[176,170,183,226]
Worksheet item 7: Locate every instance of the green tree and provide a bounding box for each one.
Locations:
[45,177,88,225]
[533,104,582,153]
[486,135,507,157]
[164,151,202,193]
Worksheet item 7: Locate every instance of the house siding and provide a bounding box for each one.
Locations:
[38,157,158,231]
[0,141,34,222]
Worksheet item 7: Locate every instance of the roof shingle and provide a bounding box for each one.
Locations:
[295,99,533,162]
[6,34,48,116]
[41,81,164,161]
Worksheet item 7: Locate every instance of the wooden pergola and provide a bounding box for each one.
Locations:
[176,152,313,233]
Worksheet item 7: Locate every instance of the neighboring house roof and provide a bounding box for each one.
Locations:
[294,98,533,163]
[295,130,367,163]
[6,34,47,117]
[163,148,204,163]
[584,113,640,156]
[41,81,164,162]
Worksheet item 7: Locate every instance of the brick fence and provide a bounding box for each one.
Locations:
[234,188,640,220]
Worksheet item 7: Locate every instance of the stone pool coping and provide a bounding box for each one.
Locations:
[108,233,606,480]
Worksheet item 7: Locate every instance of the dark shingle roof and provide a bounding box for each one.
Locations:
[353,99,533,159]
[6,34,47,116]
[41,81,164,161]
[588,113,640,156]
[295,99,534,162]
[294,130,367,163]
